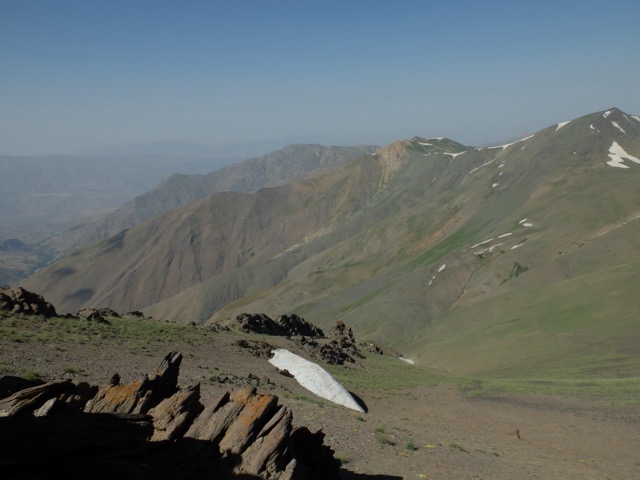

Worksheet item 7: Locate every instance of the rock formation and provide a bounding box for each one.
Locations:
[0,286,57,317]
[0,352,341,479]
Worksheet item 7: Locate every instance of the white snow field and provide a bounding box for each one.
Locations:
[606,141,640,169]
[269,349,365,413]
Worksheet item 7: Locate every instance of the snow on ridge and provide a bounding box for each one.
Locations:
[603,110,612,118]
[418,142,434,147]
[269,349,365,412]
[427,136,445,141]
[611,121,626,134]
[443,151,465,158]
[607,141,640,169]
[489,133,536,151]
[555,121,570,131]
[632,115,640,122]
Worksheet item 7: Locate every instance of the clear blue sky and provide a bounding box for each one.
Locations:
[2,0,639,155]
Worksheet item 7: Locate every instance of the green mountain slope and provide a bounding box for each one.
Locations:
[25,108,640,378]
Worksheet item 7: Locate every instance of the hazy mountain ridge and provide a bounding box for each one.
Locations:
[0,151,238,283]
[43,144,377,258]
[24,108,640,377]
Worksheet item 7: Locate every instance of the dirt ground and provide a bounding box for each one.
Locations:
[1,325,639,480]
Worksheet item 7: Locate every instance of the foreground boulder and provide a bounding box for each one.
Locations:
[0,352,341,479]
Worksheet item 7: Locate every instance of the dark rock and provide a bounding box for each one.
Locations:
[0,375,45,400]
[0,286,57,317]
[361,342,384,355]
[75,307,119,323]
[229,312,324,339]
[235,339,274,359]
[0,380,74,416]
[275,314,324,338]
[233,313,284,335]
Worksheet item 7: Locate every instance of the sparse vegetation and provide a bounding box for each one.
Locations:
[20,368,42,381]
[375,433,395,446]
[449,442,468,453]
[405,440,418,451]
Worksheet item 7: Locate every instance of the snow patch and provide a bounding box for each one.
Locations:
[607,141,640,169]
[522,223,533,227]
[603,110,612,118]
[443,151,465,158]
[470,238,494,249]
[589,123,598,132]
[488,134,536,151]
[611,121,626,134]
[519,218,528,224]
[632,115,640,122]
[498,232,513,238]
[511,243,524,250]
[556,121,570,131]
[473,243,503,256]
[427,136,445,141]
[492,183,499,188]
[469,158,497,174]
[269,349,365,412]
[438,264,446,272]
[418,142,434,147]
[399,357,415,365]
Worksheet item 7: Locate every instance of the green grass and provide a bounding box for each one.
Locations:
[0,312,209,350]
[327,353,442,392]
[325,348,640,406]
[20,368,42,381]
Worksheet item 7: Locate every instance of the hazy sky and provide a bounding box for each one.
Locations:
[2,0,640,155]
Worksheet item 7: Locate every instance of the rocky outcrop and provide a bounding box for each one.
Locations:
[230,314,380,366]
[225,313,325,338]
[0,286,57,317]
[0,352,341,479]
[76,307,121,322]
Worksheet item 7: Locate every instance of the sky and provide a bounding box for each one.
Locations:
[2,0,640,155]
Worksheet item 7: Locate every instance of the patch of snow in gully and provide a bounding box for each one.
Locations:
[607,141,640,169]
[269,349,365,412]
[611,121,627,134]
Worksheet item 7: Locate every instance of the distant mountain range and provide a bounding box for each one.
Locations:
[23,108,640,378]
